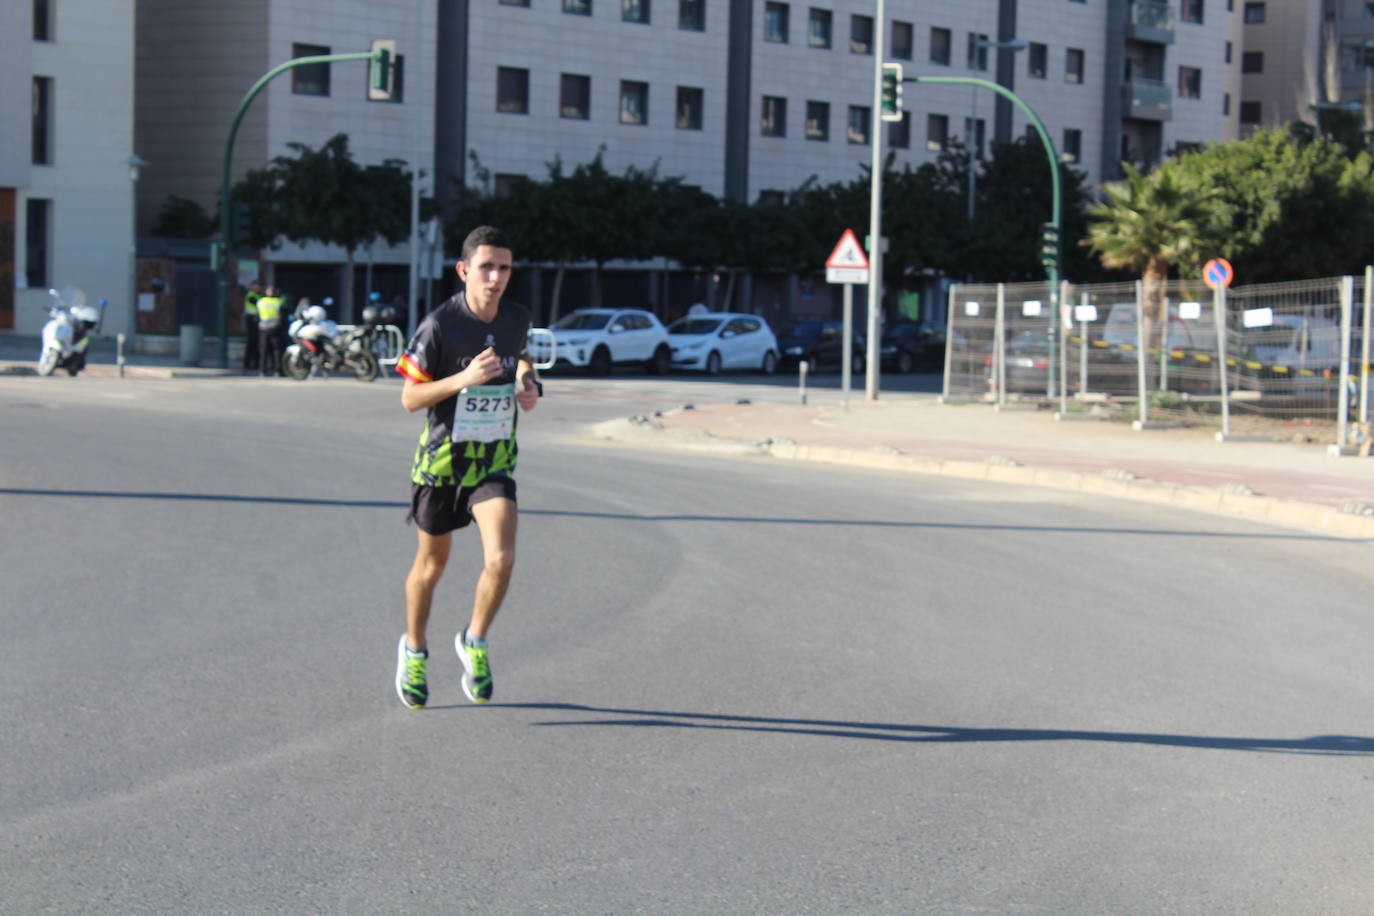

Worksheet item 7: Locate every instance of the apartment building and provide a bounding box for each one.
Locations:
[1,0,137,339]
[2,1,1251,343]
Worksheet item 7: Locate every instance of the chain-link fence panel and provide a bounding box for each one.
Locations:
[942,284,1000,401]
[1227,277,1349,423]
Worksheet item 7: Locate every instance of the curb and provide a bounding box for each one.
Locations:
[0,360,240,379]
[591,416,1374,540]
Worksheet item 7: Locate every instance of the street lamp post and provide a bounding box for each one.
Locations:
[967,38,1026,223]
[125,155,149,348]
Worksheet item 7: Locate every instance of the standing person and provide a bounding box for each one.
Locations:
[256,288,285,376]
[393,225,541,709]
[242,282,262,372]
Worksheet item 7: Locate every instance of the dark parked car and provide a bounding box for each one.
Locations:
[777,319,865,374]
[880,320,946,373]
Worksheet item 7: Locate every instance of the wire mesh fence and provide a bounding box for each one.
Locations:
[944,271,1373,448]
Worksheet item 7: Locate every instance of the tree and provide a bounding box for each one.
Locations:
[271,133,412,320]
[1172,125,1374,282]
[228,167,284,252]
[1083,161,1218,363]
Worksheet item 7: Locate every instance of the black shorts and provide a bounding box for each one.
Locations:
[407,476,517,535]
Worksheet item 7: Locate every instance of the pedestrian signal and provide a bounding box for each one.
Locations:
[880,63,904,122]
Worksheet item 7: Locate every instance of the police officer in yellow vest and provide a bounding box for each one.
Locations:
[256,286,286,377]
[243,282,263,371]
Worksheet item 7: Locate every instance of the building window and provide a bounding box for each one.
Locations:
[31,76,52,165]
[677,86,703,129]
[620,80,648,124]
[1178,66,1201,98]
[1225,41,1232,64]
[927,113,949,151]
[1241,51,1263,73]
[500,0,530,6]
[25,198,50,288]
[889,111,911,149]
[967,32,989,70]
[964,116,986,156]
[805,100,829,140]
[1243,2,1264,23]
[1224,92,1230,115]
[1239,100,1261,123]
[891,21,913,60]
[1066,48,1085,83]
[851,15,873,53]
[680,0,704,29]
[762,96,787,136]
[809,8,832,48]
[34,0,53,40]
[1028,42,1047,78]
[848,105,870,144]
[623,0,650,24]
[1181,0,1203,23]
[291,43,331,96]
[564,0,592,15]
[930,27,952,65]
[561,74,590,119]
[765,2,789,41]
[497,67,529,113]
[1062,128,1082,163]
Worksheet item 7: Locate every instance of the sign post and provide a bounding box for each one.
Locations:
[1203,258,1234,439]
[826,228,870,410]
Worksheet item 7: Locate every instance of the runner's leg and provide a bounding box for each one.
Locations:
[467,496,518,640]
[405,528,451,651]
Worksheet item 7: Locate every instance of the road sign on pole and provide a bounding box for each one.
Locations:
[1203,257,1234,290]
[825,228,869,285]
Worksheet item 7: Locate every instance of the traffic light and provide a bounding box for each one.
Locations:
[880,62,904,122]
[369,39,396,101]
[1040,222,1059,273]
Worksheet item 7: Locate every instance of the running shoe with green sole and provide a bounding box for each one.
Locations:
[456,628,492,703]
[395,636,429,709]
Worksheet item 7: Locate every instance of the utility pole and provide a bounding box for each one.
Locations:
[865,0,887,401]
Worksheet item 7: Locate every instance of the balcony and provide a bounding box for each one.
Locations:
[1127,0,1175,45]
[1123,78,1172,121]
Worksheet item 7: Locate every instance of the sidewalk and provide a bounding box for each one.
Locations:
[590,396,1374,539]
[0,333,239,379]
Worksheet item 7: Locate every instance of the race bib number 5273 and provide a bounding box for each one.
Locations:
[451,384,516,443]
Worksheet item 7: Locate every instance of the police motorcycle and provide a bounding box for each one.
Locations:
[37,287,106,377]
[283,302,380,382]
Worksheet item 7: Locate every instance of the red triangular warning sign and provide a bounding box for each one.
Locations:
[825,229,869,269]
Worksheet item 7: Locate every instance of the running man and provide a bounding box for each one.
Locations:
[393,225,541,708]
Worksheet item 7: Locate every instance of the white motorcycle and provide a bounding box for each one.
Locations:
[283,304,380,382]
[37,287,106,377]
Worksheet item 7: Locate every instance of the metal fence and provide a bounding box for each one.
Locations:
[944,270,1374,448]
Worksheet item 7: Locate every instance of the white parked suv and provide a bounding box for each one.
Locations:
[529,308,673,375]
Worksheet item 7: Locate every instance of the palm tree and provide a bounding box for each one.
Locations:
[1083,162,1218,375]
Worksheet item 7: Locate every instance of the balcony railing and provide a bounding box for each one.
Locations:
[1127,0,1175,44]
[1123,78,1172,121]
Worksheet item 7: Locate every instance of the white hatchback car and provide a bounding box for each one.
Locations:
[667,312,780,375]
[529,308,673,375]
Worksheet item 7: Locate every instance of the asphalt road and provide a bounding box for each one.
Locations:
[3,374,1372,914]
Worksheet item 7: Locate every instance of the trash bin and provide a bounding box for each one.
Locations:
[179,324,204,366]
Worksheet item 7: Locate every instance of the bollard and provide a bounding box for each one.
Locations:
[117,333,126,378]
[799,360,808,405]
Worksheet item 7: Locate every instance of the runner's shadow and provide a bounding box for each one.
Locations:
[488,703,1374,757]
